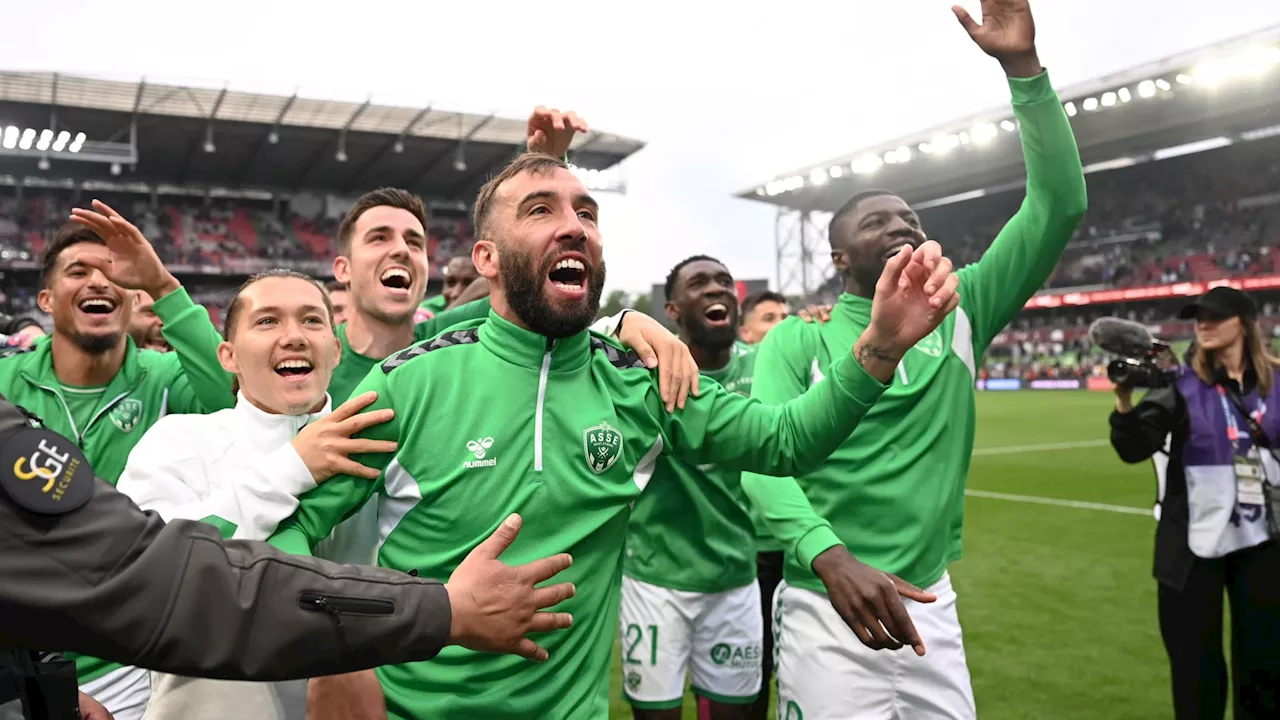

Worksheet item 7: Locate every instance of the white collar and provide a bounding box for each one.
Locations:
[233,391,332,435]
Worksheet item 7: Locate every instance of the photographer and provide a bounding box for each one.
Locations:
[1109,287,1280,720]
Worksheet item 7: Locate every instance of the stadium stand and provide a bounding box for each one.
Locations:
[0,72,643,327]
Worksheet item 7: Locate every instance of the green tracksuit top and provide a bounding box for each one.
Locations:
[329,298,492,403]
[623,341,762,593]
[268,310,887,719]
[0,286,235,684]
[741,70,1087,593]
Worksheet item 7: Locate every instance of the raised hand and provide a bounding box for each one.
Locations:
[526,106,589,159]
[69,199,180,299]
[852,240,960,381]
[616,311,700,412]
[445,514,575,662]
[952,0,1042,77]
[811,545,936,656]
[291,391,398,482]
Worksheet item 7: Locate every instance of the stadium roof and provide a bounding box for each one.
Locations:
[0,72,645,203]
[737,24,1280,213]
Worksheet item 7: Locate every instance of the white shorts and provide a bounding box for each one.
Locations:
[80,665,150,720]
[774,572,976,720]
[619,576,763,709]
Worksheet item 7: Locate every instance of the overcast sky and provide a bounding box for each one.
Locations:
[4,0,1280,295]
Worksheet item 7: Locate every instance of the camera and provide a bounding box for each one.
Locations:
[1089,317,1178,389]
[1107,356,1174,389]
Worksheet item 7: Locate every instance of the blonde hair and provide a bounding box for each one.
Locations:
[1191,315,1280,394]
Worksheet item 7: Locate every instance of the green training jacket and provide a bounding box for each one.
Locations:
[268,310,887,719]
[741,70,1088,592]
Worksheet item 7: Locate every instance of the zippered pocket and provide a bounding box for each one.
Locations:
[298,591,396,620]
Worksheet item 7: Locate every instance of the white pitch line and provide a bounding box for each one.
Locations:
[971,439,1111,456]
[964,489,1151,516]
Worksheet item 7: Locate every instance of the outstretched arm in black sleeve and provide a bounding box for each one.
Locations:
[1110,385,1183,464]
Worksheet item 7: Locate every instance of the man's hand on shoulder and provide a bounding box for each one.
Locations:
[811,545,937,657]
[615,311,700,412]
[70,200,181,300]
[292,392,397,482]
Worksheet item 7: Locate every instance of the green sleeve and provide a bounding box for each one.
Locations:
[421,295,448,313]
[956,70,1088,352]
[415,298,491,341]
[267,364,396,556]
[740,320,843,568]
[151,287,235,413]
[659,325,886,476]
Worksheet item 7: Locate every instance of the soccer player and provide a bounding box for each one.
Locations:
[0,202,237,720]
[127,290,170,352]
[741,2,1088,718]
[325,280,350,326]
[738,290,789,345]
[266,151,960,719]
[440,255,481,308]
[621,256,880,719]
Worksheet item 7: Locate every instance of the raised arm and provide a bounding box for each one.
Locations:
[70,200,235,413]
[950,0,1088,348]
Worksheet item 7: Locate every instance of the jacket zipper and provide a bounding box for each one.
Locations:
[298,591,395,617]
[535,338,552,472]
[26,372,143,444]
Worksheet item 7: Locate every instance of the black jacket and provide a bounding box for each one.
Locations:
[0,395,452,682]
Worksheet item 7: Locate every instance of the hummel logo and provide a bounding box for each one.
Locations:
[463,437,497,469]
[466,437,494,459]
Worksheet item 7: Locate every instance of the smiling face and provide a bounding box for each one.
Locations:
[667,259,739,352]
[218,275,340,416]
[128,290,169,352]
[474,161,605,338]
[38,240,131,355]
[830,193,925,296]
[333,198,429,327]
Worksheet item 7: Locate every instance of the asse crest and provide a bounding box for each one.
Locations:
[109,398,144,433]
[583,422,622,475]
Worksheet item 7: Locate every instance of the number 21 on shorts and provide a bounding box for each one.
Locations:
[625,623,658,665]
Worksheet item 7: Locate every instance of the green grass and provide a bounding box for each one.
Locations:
[606,390,1180,719]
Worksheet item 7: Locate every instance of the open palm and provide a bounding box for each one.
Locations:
[952,0,1036,59]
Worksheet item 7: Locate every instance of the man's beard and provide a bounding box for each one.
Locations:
[72,331,122,355]
[502,244,605,339]
[686,318,738,353]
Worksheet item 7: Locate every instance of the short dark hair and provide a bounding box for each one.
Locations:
[335,188,428,256]
[224,269,335,341]
[42,223,106,287]
[324,280,348,293]
[473,152,569,241]
[828,189,897,249]
[664,254,725,301]
[740,290,788,323]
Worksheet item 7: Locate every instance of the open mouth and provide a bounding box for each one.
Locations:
[547,257,587,296]
[703,302,732,327]
[274,359,314,380]
[379,267,412,292]
[882,243,911,261]
[77,297,118,315]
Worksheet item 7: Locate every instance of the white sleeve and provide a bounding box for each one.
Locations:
[117,419,319,541]
[591,308,633,338]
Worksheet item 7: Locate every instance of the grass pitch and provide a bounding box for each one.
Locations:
[607,390,1180,719]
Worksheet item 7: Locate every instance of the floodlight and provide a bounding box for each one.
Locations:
[1082,97,1098,111]
[1174,75,1191,86]
[918,142,932,154]
[809,168,828,185]
[1064,102,1077,117]
[1118,87,1132,103]
[2,127,17,150]
[52,131,69,152]
[973,123,998,143]
[1101,92,1117,107]
[69,132,85,153]
[18,128,34,150]
[1138,80,1156,98]
[829,165,844,178]
[36,129,52,151]
[1000,120,1016,132]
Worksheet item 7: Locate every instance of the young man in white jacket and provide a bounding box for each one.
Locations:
[116,269,397,720]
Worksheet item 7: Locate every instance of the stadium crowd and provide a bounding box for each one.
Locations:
[0,2,1276,720]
